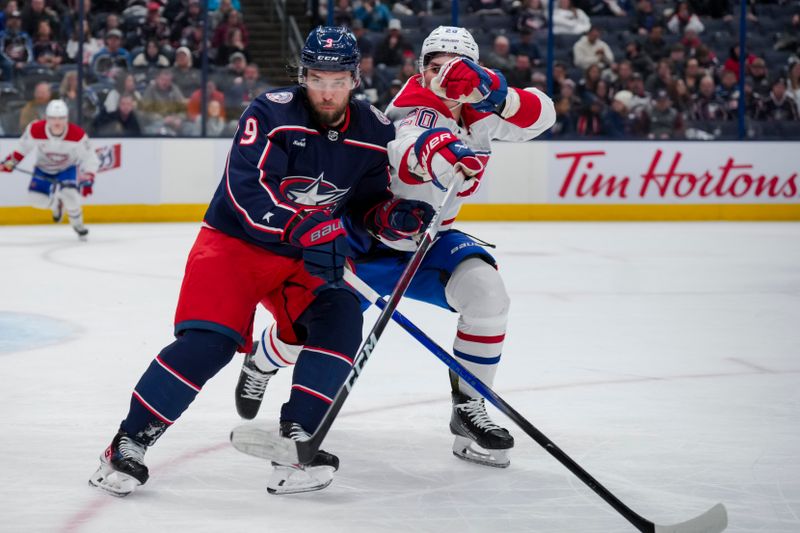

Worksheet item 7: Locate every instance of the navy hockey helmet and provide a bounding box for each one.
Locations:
[299,26,361,85]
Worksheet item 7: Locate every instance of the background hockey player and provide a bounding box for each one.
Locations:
[88,26,432,497]
[235,26,555,469]
[1,99,98,240]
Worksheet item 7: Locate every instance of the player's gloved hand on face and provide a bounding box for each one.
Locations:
[286,209,350,286]
[430,57,508,113]
[414,127,485,197]
[373,198,435,241]
[79,173,94,197]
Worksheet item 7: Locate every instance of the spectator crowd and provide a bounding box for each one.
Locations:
[1,0,269,136]
[2,0,800,139]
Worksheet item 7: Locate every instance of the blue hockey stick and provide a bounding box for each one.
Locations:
[343,270,728,533]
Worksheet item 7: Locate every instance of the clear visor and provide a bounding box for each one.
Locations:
[300,75,356,92]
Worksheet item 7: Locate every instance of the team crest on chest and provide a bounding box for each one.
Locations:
[280,173,350,207]
[266,91,293,104]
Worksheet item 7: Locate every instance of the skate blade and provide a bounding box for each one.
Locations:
[88,462,141,497]
[452,436,511,468]
[267,465,335,495]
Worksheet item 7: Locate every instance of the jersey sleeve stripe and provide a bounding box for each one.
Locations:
[256,139,298,215]
[224,150,284,235]
[504,88,543,128]
[267,125,319,137]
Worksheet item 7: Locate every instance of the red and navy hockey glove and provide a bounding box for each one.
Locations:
[372,198,435,241]
[414,127,485,197]
[79,173,94,197]
[431,57,509,113]
[286,209,350,286]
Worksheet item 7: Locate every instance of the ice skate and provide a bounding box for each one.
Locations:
[267,421,339,495]
[235,341,278,419]
[450,391,514,468]
[89,430,149,497]
[73,225,89,241]
[52,199,63,223]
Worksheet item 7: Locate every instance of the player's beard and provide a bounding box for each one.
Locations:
[310,98,350,128]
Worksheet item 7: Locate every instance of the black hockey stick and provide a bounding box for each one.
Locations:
[230,174,467,465]
[344,270,728,533]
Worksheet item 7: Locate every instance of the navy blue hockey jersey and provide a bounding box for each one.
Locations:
[204,86,395,257]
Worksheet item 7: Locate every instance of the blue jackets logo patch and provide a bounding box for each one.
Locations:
[266,91,293,104]
[280,173,350,207]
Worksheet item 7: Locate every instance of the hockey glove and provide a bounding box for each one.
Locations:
[2,152,23,172]
[414,128,485,197]
[79,173,94,197]
[430,57,509,113]
[286,209,350,286]
[372,198,435,241]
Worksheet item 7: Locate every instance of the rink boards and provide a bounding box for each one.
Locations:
[1,139,798,223]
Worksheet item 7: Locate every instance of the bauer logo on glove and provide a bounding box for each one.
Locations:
[413,127,485,197]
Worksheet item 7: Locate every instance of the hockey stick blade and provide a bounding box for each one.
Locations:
[230,424,299,463]
[653,503,727,533]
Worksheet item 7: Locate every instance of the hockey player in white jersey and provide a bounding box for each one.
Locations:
[1,99,99,239]
[235,26,555,471]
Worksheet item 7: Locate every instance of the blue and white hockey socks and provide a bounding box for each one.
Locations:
[120,329,238,444]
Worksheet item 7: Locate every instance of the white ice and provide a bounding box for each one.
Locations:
[0,221,798,533]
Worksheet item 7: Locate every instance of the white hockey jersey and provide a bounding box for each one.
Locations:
[13,120,99,176]
[381,75,555,251]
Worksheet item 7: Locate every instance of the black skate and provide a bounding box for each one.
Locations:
[89,430,149,497]
[267,421,339,495]
[73,225,89,241]
[235,341,278,419]
[450,391,514,468]
[52,199,63,223]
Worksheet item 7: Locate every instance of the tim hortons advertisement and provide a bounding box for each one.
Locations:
[549,143,799,204]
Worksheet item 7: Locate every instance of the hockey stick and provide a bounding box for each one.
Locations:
[342,270,727,533]
[231,174,467,465]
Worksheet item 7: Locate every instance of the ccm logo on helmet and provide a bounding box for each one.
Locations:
[316,55,341,61]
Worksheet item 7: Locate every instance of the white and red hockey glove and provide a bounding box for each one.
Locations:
[79,172,95,197]
[429,57,509,113]
[413,127,485,197]
[2,152,23,173]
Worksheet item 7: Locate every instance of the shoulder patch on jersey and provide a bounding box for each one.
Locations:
[266,91,294,104]
[369,105,391,125]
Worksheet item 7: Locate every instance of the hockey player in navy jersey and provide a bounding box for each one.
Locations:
[88,26,433,497]
[1,99,98,240]
[235,26,555,470]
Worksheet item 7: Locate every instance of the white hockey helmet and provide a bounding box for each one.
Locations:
[45,99,69,118]
[420,26,479,68]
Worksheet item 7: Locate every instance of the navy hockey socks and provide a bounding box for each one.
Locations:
[120,329,238,444]
[281,289,362,432]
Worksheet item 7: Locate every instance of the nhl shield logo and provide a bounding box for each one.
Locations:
[280,173,350,208]
[266,91,293,104]
[327,130,339,141]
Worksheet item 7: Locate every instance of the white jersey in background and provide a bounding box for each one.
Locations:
[14,120,99,176]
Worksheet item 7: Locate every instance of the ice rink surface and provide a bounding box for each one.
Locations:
[1,221,798,533]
